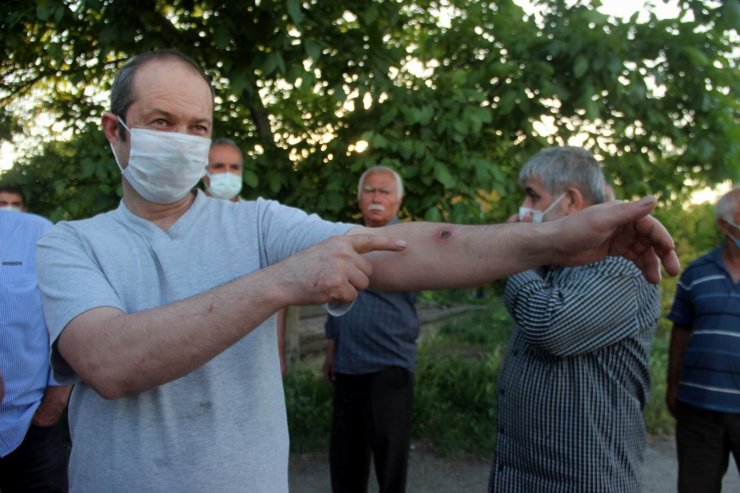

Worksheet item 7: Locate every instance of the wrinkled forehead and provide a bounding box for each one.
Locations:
[362,171,397,188]
[132,59,213,113]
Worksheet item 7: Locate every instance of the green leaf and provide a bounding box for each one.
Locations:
[80,159,95,179]
[584,99,599,121]
[607,56,622,74]
[418,105,435,125]
[434,162,456,187]
[244,169,259,188]
[363,4,379,25]
[304,40,321,59]
[379,107,398,127]
[424,206,442,222]
[498,92,517,115]
[214,28,231,49]
[230,72,249,96]
[573,55,589,78]
[682,47,709,66]
[286,0,303,25]
[267,170,281,193]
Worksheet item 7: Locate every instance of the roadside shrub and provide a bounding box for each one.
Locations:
[412,303,512,456]
[284,370,333,454]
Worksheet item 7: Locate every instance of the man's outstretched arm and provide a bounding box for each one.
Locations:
[352,196,678,291]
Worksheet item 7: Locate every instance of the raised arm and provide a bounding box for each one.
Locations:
[353,196,678,291]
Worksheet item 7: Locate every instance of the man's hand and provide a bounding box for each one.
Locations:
[275,234,407,307]
[550,196,679,283]
[665,383,679,418]
[323,339,336,384]
[31,385,72,427]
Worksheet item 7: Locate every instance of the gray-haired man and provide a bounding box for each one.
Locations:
[490,146,661,493]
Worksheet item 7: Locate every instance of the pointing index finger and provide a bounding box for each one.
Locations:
[346,233,408,255]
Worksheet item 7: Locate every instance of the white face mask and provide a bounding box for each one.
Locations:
[111,117,210,204]
[518,193,565,223]
[0,205,22,212]
[206,172,243,200]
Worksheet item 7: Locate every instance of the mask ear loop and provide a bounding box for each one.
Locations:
[541,193,566,217]
[116,116,131,133]
[110,116,132,172]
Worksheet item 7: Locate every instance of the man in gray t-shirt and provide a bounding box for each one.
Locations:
[36,50,678,492]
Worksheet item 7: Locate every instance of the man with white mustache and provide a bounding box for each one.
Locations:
[323,166,418,493]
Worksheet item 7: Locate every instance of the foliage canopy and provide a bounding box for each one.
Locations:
[1,0,737,221]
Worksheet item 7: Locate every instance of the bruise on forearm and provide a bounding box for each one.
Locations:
[433,225,456,244]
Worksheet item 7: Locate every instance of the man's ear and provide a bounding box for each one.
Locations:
[564,187,587,214]
[101,112,122,145]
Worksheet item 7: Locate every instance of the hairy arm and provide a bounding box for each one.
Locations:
[352,196,678,290]
[666,323,692,417]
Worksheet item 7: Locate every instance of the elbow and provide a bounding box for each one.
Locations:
[522,332,573,358]
[90,380,131,401]
[75,367,136,400]
[59,352,136,401]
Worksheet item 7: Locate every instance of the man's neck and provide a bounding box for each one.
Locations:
[204,190,239,202]
[122,187,197,231]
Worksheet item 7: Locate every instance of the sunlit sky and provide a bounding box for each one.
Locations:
[0,0,731,203]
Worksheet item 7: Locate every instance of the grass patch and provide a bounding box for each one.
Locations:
[284,370,333,454]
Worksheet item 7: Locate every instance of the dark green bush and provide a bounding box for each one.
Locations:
[284,370,333,454]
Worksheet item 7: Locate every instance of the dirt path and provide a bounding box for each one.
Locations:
[289,435,740,492]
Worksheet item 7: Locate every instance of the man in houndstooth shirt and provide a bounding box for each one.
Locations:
[489,147,661,493]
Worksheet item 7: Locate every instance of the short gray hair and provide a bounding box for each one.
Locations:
[519,146,606,205]
[357,166,404,201]
[715,187,740,223]
[211,138,242,156]
[111,50,214,141]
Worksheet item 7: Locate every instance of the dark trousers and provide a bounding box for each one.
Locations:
[330,366,414,493]
[676,402,740,493]
[0,422,69,493]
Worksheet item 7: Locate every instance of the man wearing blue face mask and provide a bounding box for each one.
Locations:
[489,146,662,493]
[667,187,740,493]
[203,138,244,202]
[34,51,680,493]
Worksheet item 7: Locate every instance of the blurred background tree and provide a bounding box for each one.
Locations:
[1,0,737,222]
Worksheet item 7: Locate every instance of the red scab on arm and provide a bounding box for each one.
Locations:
[434,225,456,244]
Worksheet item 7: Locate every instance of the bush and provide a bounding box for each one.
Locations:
[284,370,333,454]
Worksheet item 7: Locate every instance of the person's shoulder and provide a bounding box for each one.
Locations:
[0,210,52,235]
[680,247,722,278]
[12,211,52,227]
[41,208,119,243]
